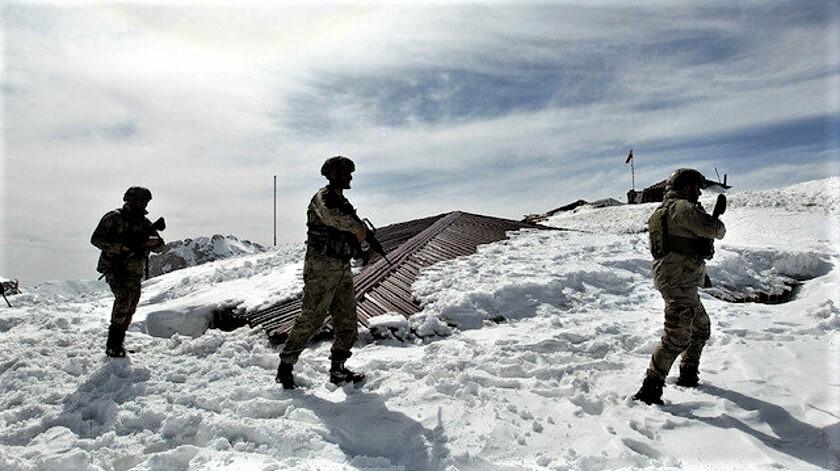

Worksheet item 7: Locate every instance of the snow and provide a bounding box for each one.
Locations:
[728,177,840,215]
[0,178,838,470]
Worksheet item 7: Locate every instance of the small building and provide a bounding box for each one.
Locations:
[639,180,670,203]
[523,198,623,223]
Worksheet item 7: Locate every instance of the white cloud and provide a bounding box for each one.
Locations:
[2,2,838,283]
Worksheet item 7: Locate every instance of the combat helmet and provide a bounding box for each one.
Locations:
[667,168,708,190]
[123,186,152,202]
[320,156,355,177]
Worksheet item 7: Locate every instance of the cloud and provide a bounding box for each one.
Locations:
[1,1,839,283]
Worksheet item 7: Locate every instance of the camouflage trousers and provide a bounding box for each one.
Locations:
[105,272,142,331]
[646,286,711,381]
[280,255,358,365]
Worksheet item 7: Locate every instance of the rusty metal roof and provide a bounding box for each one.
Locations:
[241,211,554,342]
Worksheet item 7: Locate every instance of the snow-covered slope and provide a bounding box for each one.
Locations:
[0,178,838,470]
[148,234,267,277]
[546,176,840,233]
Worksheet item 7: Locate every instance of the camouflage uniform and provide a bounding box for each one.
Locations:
[91,205,164,331]
[645,189,726,381]
[280,186,364,365]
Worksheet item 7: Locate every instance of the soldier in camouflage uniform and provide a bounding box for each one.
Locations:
[91,187,165,357]
[276,156,369,389]
[634,169,726,405]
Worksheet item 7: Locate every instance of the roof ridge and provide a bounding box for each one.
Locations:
[245,210,557,340]
[353,211,461,294]
[455,210,556,230]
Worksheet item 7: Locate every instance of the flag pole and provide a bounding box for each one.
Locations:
[631,156,635,191]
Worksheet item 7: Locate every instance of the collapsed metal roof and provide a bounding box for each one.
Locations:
[241,211,554,342]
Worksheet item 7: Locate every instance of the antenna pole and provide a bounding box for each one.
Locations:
[273,174,277,247]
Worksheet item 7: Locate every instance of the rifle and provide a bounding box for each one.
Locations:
[347,212,393,267]
[712,194,727,219]
[361,218,394,267]
[99,217,166,280]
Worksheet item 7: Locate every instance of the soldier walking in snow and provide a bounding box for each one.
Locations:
[91,187,165,357]
[634,169,726,405]
[276,156,368,389]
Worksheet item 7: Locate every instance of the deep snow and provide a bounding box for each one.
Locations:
[0,178,838,470]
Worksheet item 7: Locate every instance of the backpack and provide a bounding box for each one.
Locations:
[647,202,673,259]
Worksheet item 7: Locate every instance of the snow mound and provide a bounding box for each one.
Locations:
[706,247,833,302]
[544,203,655,233]
[728,176,840,214]
[368,314,411,341]
[145,307,216,338]
[23,279,109,303]
[148,234,267,277]
[138,243,305,338]
[413,230,650,330]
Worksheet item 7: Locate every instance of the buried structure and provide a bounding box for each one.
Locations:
[238,211,555,343]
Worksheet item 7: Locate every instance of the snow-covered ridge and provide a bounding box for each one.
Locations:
[24,279,106,302]
[148,234,267,277]
[727,176,840,214]
[545,176,840,234]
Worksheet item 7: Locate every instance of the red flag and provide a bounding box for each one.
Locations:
[625,149,634,164]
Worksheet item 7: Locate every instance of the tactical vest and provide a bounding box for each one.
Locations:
[306,223,360,261]
[305,190,362,261]
[648,200,714,260]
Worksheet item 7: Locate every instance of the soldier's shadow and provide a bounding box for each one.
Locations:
[293,390,448,471]
[45,359,151,439]
[666,384,839,470]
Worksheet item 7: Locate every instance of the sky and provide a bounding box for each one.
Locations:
[2,0,839,285]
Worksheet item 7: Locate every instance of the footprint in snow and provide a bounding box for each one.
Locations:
[629,420,660,441]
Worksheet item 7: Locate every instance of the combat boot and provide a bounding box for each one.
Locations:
[329,359,365,386]
[105,326,127,358]
[633,375,664,405]
[275,362,296,389]
[676,364,699,387]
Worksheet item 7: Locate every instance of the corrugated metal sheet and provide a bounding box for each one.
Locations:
[241,211,554,342]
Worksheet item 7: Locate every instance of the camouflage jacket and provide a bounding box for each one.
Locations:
[651,190,726,290]
[305,186,365,262]
[91,205,164,277]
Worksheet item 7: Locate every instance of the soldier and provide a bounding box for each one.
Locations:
[275,156,368,389]
[634,168,726,405]
[91,187,165,357]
